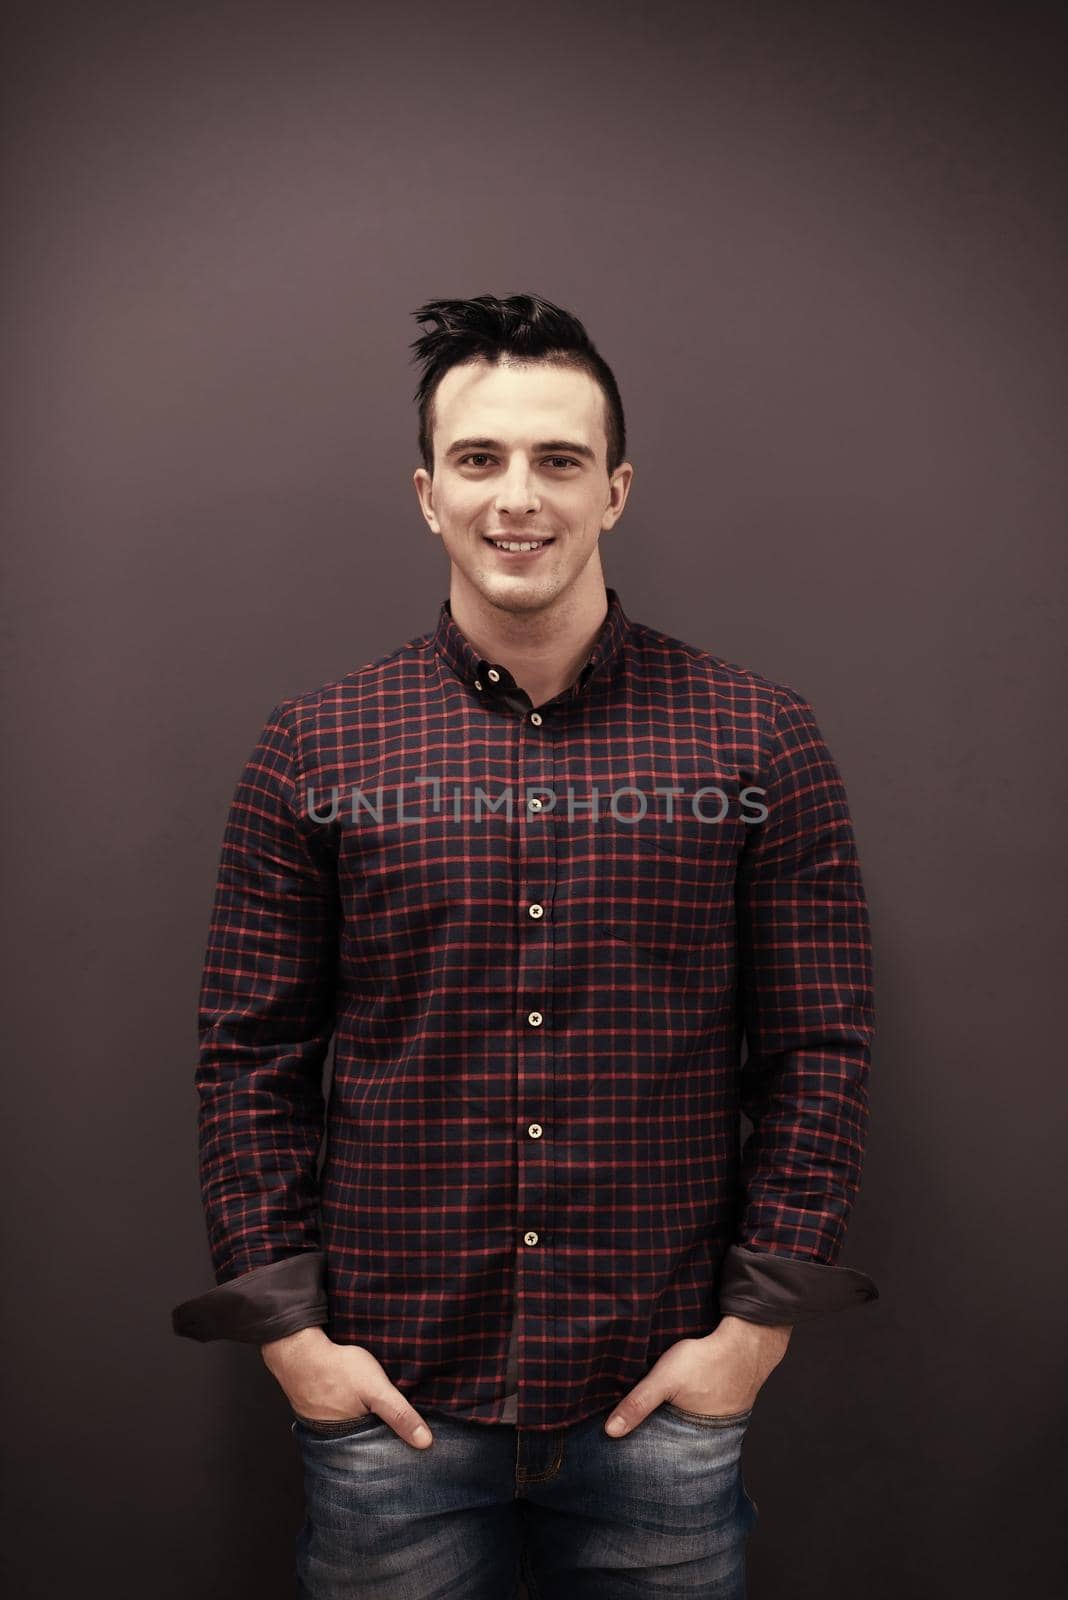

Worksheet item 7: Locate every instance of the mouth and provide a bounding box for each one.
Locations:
[483,535,555,558]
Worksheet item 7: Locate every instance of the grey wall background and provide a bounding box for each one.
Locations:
[3,1,1065,1596]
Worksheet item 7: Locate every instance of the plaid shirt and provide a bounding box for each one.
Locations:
[172,586,877,1430]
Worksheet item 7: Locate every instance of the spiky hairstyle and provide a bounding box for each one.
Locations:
[409,292,626,475]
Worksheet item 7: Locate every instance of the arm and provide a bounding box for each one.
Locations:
[171,702,338,1345]
[719,685,878,1326]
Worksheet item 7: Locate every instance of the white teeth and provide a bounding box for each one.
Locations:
[492,539,544,551]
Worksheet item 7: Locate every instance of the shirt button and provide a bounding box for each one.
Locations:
[530,712,543,726]
[527,1123,543,1138]
[474,679,483,691]
[528,797,543,812]
[528,903,544,918]
[523,1231,539,1246]
[527,1010,543,1026]
[487,668,501,682]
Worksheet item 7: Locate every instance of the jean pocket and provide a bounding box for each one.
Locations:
[660,1400,753,1427]
[291,1410,383,1440]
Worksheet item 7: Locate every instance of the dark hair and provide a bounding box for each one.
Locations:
[409,292,626,475]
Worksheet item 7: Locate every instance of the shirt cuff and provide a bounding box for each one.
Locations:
[716,1244,879,1325]
[171,1250,329,1345]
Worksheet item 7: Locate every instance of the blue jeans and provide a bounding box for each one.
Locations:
[291,1399,759,1598]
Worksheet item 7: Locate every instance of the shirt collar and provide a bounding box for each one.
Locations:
[432,586,630,706]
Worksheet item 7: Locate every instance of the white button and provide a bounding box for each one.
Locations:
[487,668,501,682]
[528,797,543,812]
[523,1231,539,1246]
[528,903,544,919]
[474,680,483,690]
[530,712,543,726]
[527,1011,543,1026]
[527,1123,543,1138]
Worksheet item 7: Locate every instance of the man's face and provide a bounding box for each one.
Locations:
[413,358,632,615]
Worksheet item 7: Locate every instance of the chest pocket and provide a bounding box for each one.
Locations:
[594,802,742,972]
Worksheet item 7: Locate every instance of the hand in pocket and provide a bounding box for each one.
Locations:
[260,1326,435,1448]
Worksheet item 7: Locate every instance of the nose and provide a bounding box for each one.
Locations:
[494,456,541,518]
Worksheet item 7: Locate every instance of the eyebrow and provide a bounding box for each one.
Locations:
[445,437,597,463]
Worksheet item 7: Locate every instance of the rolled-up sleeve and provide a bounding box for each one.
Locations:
[171,702,339,1344]
[721,685,878,1326]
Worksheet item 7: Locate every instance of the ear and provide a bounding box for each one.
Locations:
[601,461,634,530]
[412,466,441,533]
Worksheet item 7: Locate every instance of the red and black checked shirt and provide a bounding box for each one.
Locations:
[172,586,878,1430]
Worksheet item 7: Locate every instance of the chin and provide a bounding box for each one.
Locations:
[479,576,556,611]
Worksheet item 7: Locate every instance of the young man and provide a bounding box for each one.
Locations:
[173,292,878,1598]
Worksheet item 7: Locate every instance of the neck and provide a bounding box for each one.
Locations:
[448,565,609,710]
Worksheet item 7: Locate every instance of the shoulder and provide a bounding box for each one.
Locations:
[271,625,436,730]
[625,616,812,722]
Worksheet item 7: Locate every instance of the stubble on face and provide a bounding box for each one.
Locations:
[415,358,621,621]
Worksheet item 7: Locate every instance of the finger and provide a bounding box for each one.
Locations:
[376,1390,434,1449]
[605,1387,660,1436]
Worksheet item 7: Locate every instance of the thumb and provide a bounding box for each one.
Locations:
[604,1371,669,1438]
[604,1341,700,1437]
[369,1377,435,1450]
[344,1347,435,1451]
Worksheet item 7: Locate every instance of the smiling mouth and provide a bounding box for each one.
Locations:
[484,535,555,553]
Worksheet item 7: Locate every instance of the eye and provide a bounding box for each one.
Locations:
[457,452,579,470]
